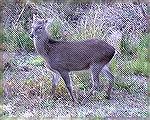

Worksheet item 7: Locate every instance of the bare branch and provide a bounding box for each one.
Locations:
[14,0,30,26]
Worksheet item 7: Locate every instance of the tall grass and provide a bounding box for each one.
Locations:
[3,28,34,52]
[110,33,150,77]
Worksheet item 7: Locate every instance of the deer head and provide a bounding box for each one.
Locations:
[30,14,49,39]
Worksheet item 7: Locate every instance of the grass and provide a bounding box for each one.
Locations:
[1,3,149,119]
[110,56,149,77]
[1,52,148,118]
[28,55,45,66]
[48,19,62,40]
[110,33,150,77]
[114,78,138,93]
[0,55,3,96]
[124,59,149,77]
[73,71,91,91]
[3,28,34,52]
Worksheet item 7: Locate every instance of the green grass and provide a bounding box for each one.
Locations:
[125,59,149,77]
[87,115,105,120]
[73,71,91,91]
[110,33,150,77]
[109,58,117,75]
[3,28,34,52]
[28,56,45,66]
[47,19,62,40]
[0,70,3,96]
[110,58,149,77]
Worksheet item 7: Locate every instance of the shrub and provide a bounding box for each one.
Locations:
[47,19,62,40]
[137,33,149,62]
[109,58,118,75]
[47,17,103,42]
[111,33,150,77]
[16,32,34,51]
[123,57,150,77]
[126,33,150,76]
[3,28,34,52]
[120,35,133,60]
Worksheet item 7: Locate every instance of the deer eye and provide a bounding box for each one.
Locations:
[39,26,43,29]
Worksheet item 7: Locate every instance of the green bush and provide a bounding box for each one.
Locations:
[124,59,149,77]
[17,32,34,51]
[48,19,62,40]
[138,33,149,62]
[111,33,149,77]
[127,33,150,76]
[120,35,133,60]
[3,28,34,52]
[110,58,117,75]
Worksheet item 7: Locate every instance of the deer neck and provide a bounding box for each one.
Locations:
[33,34,49,57]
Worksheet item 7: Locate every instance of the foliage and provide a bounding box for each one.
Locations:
[0,70,3,96]
[109,58,117,75]
[3,28,34,52]
[114,80,136,93]
[48,19,62,40]
[73,71,91,91]
[28,56,45,66]
[125,60,149,77]
[138,33,149,62]
[16,31,34,51]
[0,87,4,96]
[111,33,150,77]
[73,25,102,41]
[0,31,5,44]
[1,1,149,118]
[119,34,135,60]
[87,115,104,120]
[55,80,69,100]
[128,33,150,76]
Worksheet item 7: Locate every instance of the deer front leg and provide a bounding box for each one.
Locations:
[59,70,78,105]
[45,63,60,97]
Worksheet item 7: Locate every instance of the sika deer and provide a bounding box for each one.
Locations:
[30,14,115,105]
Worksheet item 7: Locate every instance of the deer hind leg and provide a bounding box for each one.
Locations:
[81,63,105,105]
[91,63,105,92]
[59,71,78,104]
[101,65,114,99]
